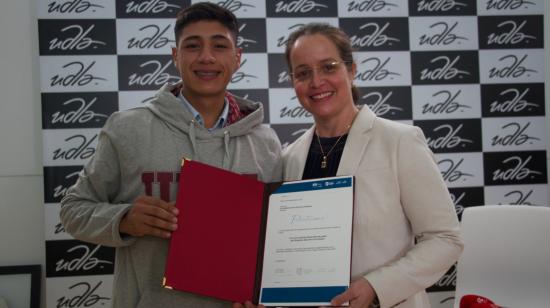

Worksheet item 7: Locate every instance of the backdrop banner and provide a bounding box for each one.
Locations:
[37,1,546,307]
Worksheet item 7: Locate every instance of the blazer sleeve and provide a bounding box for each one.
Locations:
[364,126,464,308]
[59,115,136,247]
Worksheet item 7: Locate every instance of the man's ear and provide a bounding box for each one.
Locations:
[171,46,178,67]
[234,47,243,72]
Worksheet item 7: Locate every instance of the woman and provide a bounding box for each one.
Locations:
[282,23,463,308]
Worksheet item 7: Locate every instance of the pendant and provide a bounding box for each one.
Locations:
[321,156,327,169]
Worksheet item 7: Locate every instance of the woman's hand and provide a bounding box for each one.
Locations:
[330,278,377,308]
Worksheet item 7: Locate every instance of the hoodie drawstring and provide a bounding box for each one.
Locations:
[223,130,231,169]
[188,120,198,159]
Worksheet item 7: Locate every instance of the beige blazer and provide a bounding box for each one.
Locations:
[283,106,463,308]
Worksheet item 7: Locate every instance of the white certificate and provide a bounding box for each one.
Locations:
[259,176,354,307]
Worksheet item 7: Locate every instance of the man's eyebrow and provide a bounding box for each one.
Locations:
[181,34,232,42]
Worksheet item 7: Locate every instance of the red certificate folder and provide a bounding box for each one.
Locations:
[163,159,277,303]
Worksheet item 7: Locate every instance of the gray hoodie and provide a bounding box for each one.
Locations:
[60,82,282,307]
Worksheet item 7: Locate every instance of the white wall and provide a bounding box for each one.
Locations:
[0,0,44,264]
[0,0,548,307]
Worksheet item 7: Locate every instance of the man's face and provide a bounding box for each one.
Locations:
[172,20,242,103]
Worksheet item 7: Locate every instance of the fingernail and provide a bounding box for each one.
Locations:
[172,224,178,230]
[172,217,178,223]
[165,232,171,238]
[173,208,179,215]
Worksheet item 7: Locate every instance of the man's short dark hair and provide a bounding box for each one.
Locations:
[174,2,239,45]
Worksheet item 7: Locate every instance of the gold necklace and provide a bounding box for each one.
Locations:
[316,124,351,169]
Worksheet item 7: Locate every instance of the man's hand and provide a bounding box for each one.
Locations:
[119,195,178,238]
[330,278,377,308]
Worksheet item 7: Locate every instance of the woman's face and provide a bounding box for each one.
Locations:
[289,34,356,121]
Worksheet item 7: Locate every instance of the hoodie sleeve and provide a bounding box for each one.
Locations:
[60,115,136,247]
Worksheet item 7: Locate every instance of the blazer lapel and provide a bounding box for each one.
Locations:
[337,106,375,176]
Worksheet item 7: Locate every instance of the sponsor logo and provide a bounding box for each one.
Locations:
[52,134,97,162]
[50,61,106,87]
[420,55,469,81]
[56,281,110,308]
[417,0,467,12]
[231,59,258,84]
[422,89,470,115]
[504,189,534,205]
[489,88,539,114]
[267,0,336,16]
[49,25,106,51]
[439,158,474,183]
[356,57,400,82]
[491,122,540,147]
[274,0,328,13]
[216,0,255,12]
[44,167,82,203]
[346,0,398,12]
[419,22,467,46]
[54,172,80,200]
[237,23,258,48]
[485,0,536,11]
[127,60,179,87]
[492,155,541,182]
[485,152,546,185]
[411,0,475,15]
[276,24,304,48]
[47,0,104,14]
[487,20,536,46]
[280,104,312,120]
[481,84,544,117]
[268,54,292,88]
[125,0,180,14]
[488,54,537,79]
[127,24,174,50]
[51,97,109,126]
[363,91,403,117]
[426,124,473,151]
[55,245,113,273]
[350,22,400,48]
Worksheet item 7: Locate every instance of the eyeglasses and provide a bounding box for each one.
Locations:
[290,60,352,82]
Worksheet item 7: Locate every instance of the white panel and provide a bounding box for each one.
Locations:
[118,91,157,111]
[409,16,479,50]
[116,19,175,55]
[412,85,481,120]
[479,49,545,84]
[194,0,266,17]
[46,275,113,308]
[42,128,100,167]
[354,51,411,86]
[40,55,118,92]
[477,0,544,15]
[338,0,409,17]
[266,18,339,53]
[228,53,269,89]
[37,0,116,18]
[435,153,485,188]
[484,184,549,206]
[269,88,313,124]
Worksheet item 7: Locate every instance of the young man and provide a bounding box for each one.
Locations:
[60,3,282,307]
